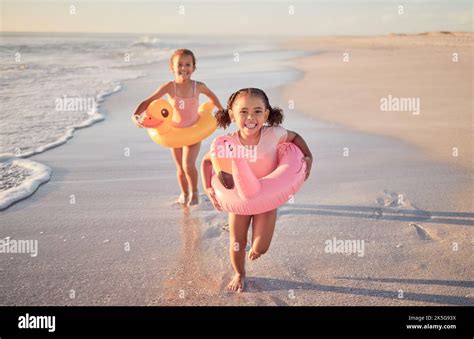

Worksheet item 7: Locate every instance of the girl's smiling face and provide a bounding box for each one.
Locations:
[230,94,269,138]
[170,54,195,81]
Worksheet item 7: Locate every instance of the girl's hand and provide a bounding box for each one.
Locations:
[132,113,145,128]
[206,187,223,211]
[303,156,312,181]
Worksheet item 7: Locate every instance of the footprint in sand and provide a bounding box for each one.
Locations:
[376,191,433,222]
[410,223,433,241]
[377,190,406,208]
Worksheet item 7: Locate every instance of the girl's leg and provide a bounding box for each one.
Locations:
[248,209,277,261]
[170,147,189,204]
[227,213,252,292]
[182,142,201,206]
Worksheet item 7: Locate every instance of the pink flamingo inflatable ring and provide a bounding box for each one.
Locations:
[209,135,307,215]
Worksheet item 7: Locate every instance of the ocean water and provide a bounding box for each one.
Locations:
[0,32,296,209]
[0,33,286,158]
[1,33,221,158]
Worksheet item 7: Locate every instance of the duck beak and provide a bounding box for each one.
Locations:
[218,171,234,190]
[141,115,163,128]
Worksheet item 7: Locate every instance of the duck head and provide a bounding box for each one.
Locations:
[141,99,173,133]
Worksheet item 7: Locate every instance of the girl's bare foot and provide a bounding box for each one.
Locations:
[177,193,188,205]
[187,191,199,206]
[248,250,261,261]
[226,273,245,292]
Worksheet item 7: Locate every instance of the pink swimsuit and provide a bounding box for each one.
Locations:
[168,80,200,128]
[229,126,288,179]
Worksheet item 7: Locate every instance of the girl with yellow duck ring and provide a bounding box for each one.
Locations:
[132,49,223,206]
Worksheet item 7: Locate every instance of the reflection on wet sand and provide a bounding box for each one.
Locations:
[161,207,224,305]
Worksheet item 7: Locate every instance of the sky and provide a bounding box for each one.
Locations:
[1,0,472,36]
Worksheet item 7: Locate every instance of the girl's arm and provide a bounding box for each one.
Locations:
[286,130,313,180]
[198,82,224,110]
[132,81,172,125]
[201,152,222,210]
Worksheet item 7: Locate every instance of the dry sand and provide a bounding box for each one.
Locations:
[283,33,473,172]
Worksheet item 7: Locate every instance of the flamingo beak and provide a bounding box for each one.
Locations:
[218,171,234,190]
[212,137,236,190]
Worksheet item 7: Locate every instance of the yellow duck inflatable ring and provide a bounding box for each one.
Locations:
[139,99,217,148]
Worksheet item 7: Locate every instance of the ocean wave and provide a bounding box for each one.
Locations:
[0,156,52,210]
[130,36,164,48]
[0,82,125,159]
[129,35,215,50]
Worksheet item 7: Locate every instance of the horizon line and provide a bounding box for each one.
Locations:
[1,30,472,37]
